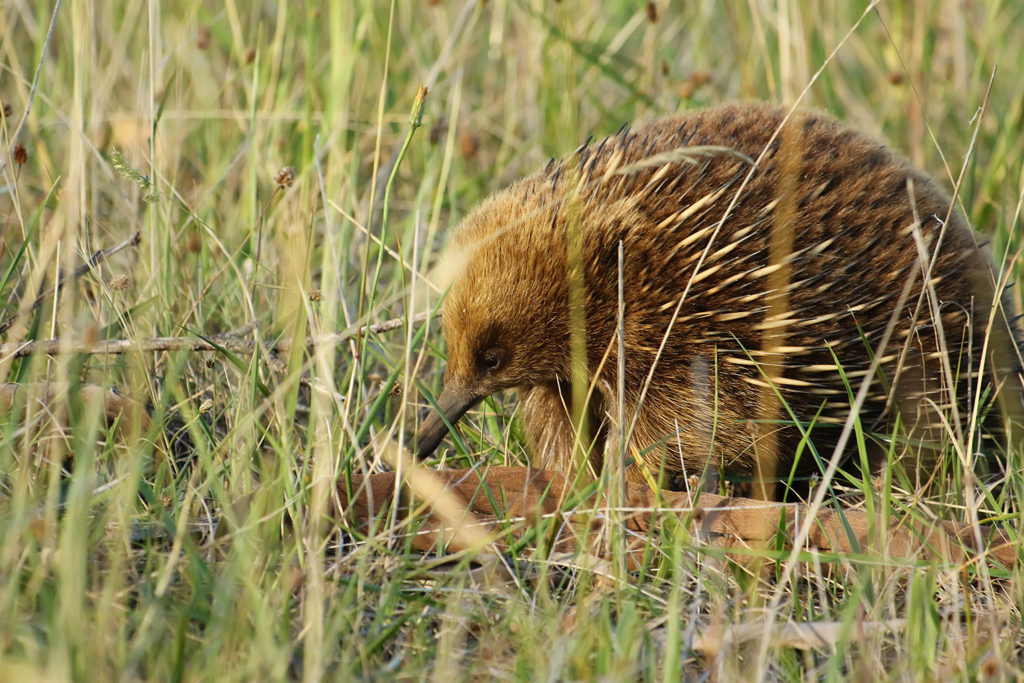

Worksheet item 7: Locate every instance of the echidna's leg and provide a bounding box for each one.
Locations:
[988,309,1024,455]
[885,338,960,490]
[519,380,608,478]
[519,382,573,474]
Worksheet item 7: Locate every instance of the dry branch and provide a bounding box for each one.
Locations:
[0,310,434,359]
[687,619,907,652]
[0,230,142,335]
[336,466,1019,569]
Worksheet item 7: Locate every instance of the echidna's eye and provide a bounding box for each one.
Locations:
[479,346,506,374]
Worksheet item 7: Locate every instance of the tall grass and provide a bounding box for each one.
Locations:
[1,0,1022,679]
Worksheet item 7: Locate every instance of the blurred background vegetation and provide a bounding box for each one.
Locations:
[1,0,1023,679]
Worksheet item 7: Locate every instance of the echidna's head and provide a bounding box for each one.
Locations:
[416,189,570,458]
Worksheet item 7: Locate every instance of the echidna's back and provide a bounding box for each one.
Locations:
[517,103,1023,490]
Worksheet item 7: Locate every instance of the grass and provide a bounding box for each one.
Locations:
[1,0,1024,679]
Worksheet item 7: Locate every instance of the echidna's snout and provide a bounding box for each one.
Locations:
[415,385,483,458]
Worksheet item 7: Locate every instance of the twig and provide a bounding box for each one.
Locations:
[0,231,142,335]
[689,619,907,653]
[0,310,437,359]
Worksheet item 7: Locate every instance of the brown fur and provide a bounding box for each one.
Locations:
[419,103,1024,498]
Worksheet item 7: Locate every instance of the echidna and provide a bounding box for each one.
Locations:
[416,102,1023,499]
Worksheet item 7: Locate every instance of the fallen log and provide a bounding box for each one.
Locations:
[335,466,1019,569]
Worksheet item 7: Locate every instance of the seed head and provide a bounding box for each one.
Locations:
[274,166,295,189]
[108,274,131,291]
